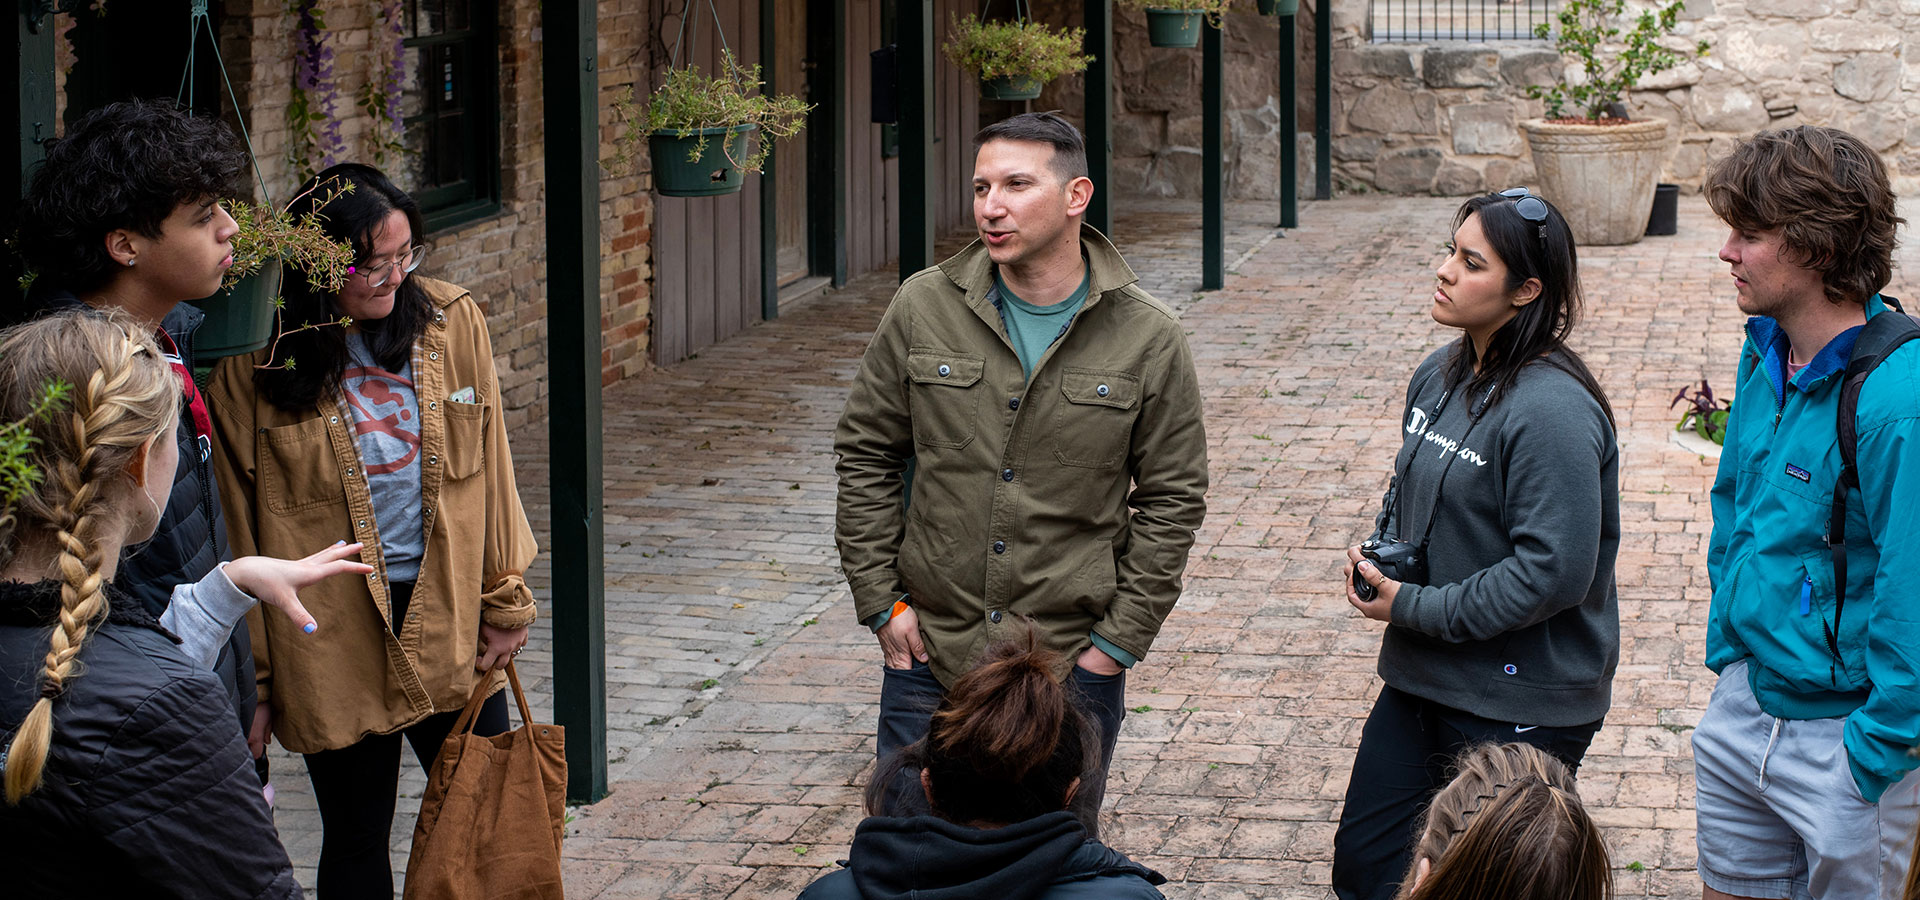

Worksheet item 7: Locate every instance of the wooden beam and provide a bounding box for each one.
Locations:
[1279,9,1298,228]
[897,0,934,280]
[541,0,608,805]
[1083,0,1113,235]
[1202,19,1224,290]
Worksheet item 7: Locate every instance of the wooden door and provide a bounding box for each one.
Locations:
[773,0,810,286]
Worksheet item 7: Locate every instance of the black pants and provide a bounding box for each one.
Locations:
[875,659,1127,838]
[303,581,509,900]
[1330,684,1604,900]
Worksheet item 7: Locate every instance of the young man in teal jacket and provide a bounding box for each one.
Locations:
[1695,126,1920,899]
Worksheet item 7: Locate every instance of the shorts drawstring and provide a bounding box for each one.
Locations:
[1757,716,1784,791]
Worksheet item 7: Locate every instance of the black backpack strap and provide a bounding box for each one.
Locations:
[1826,296,1920,661]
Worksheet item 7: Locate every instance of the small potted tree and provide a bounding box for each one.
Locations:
[617,50,811,198]
[944,14,1094,101]
[1522,0,1708,245]
[1120,0,1234,48]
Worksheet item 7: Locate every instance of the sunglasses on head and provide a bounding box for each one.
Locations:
[1496,187,1550,223]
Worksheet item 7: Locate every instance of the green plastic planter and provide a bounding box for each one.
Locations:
[980,74,1044,101]
[1145,8,1204,47]
[1258,0,1299,13]
[191,260,282,366]
[650,124,758,198]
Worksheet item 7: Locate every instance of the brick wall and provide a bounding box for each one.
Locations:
[43,2,655,430]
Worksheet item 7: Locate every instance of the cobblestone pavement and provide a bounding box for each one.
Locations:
[268,194,1920,898]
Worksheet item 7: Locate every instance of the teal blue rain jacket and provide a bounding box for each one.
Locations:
[1707,294,1920,803]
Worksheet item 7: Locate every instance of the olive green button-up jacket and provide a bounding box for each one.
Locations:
[834,226,1209,687]
[207,277,537,754]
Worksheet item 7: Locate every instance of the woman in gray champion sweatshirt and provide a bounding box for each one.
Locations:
[1330,190,1621,900]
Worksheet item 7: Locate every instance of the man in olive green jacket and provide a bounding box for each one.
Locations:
[834,113,1209,827]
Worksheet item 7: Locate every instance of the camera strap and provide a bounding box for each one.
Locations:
[1395,378,1496,557]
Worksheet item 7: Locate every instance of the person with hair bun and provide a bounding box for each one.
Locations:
[1396,743,1612,900]
[0,311,372,898]
[798,626,1167,900]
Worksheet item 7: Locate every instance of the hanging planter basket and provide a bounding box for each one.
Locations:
[1145,9,1205,47]
[650,124,759,198]
[981,74,1044,101]
[1258,0,1299,13]
[192,261,283,365]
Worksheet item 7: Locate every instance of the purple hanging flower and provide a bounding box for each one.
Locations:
[289,0,344,173]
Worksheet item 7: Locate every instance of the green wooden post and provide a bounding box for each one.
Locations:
[760,0,779,321]
[1083,0,1113,235]
[898,0,934,281]
[1202,19,1224,290]
[13,6,56,195]
[1279,10,1298,229]
[1315,0,1332,200]
[541,0,608,805]
[806,0,846,286]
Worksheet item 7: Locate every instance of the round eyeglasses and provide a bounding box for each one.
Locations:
[353,245,426,288]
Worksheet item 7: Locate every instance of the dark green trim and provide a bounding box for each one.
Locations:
[422,198,504,236]
[403,2,501,226]
[1083,0,1113,236]
[541,0,608,806]
[13,9,55,195]
[1279,11,1298,229]
[897,0,934,282]
[807,0,846,285]
[759,0,778,321]
[1202,21,1223,290]
[1315,0,1331,200]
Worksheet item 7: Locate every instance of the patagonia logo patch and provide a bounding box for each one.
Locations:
[1785,463,1812,483]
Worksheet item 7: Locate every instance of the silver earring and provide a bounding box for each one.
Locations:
[126,258,136,267]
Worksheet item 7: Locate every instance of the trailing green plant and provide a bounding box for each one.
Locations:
[1671,378,1730,445]
[1117,0,1236,28]
[0,379,70,526]
[943,15,1093,83]
[609,49,812,176]
[222,178,359,370]
[1527,0,1709,121]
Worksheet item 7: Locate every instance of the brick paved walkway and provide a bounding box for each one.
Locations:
[267,194,1920,898]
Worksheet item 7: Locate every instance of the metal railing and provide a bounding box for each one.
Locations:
[1369,0,1554,42]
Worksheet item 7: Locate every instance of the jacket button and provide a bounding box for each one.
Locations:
[937,364,950,377]
[1001,469,1014,482]
[357,520,367,529]
[1096,384,1110,397]
[329,415,339,424]
[989,610,1003,624]
[428,455,439,466]
[992,540,1006,554]
[1008,397,1020,410]
[430,400,439,410]
[346,466,356,476]
[429,351,440,361]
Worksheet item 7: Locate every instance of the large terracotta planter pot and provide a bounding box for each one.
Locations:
[1521,118,1670,246]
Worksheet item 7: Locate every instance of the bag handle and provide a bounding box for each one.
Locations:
[448,661,535,737]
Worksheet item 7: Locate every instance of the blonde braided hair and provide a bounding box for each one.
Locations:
[1,310,176,805]
[1397,742,1613,900]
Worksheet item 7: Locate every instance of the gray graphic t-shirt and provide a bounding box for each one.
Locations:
[343,333,425,583]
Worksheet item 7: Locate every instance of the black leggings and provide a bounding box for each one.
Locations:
[303,581,509,899]
[1330,684,1603,900]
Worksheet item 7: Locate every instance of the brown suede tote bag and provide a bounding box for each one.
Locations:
[403,662,567,899]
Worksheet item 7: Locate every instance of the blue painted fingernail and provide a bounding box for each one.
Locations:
[334,540,346,546]
[304,623,317,634]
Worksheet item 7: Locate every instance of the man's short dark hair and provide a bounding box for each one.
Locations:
[974,112,1090,183]
[1704,126,1903,306]
[17,99,247,296]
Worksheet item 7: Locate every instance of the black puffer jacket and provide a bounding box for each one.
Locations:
[18,292,253,736]
[0,580,300,898]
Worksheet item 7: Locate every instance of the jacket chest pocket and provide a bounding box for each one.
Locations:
[442,402,487,480]
[1053,368,1139,468]
[261,417,346,515]
[906,350,983,450]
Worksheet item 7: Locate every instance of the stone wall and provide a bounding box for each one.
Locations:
[1326,0,1920,195]
[51,1,659,430]
[1022,4,1318,201]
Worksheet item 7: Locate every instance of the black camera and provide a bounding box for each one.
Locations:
[1353,538,1426,601]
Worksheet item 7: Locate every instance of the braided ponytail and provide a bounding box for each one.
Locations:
[0,311,176,805]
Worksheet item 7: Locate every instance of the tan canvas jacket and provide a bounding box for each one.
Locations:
[206,277,537,754]
[834,226,1210,687]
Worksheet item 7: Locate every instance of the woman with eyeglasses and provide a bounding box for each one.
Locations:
[1329,189,1622,900]
[206,163,538,898]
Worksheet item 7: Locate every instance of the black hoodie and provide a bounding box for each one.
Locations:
[797,811,1165,900]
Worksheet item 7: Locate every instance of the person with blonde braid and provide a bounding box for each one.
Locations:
[1395,742,1613,900]
[0,312,372,898]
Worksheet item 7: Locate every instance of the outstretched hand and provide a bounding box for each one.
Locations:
[224,541,376,635]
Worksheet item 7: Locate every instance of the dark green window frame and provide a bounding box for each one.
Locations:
[401,1,501,232]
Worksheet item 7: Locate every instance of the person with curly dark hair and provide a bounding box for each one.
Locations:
[11,98,303,783]
[1694,125,1920,900]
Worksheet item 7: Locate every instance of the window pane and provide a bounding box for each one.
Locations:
[448,0,469,31]
[441,43,465,108]
[399,122,429,193]
[400,46,429,118]
[405,0,418,36]
[419,0,446,35]
[433,113,466,191]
